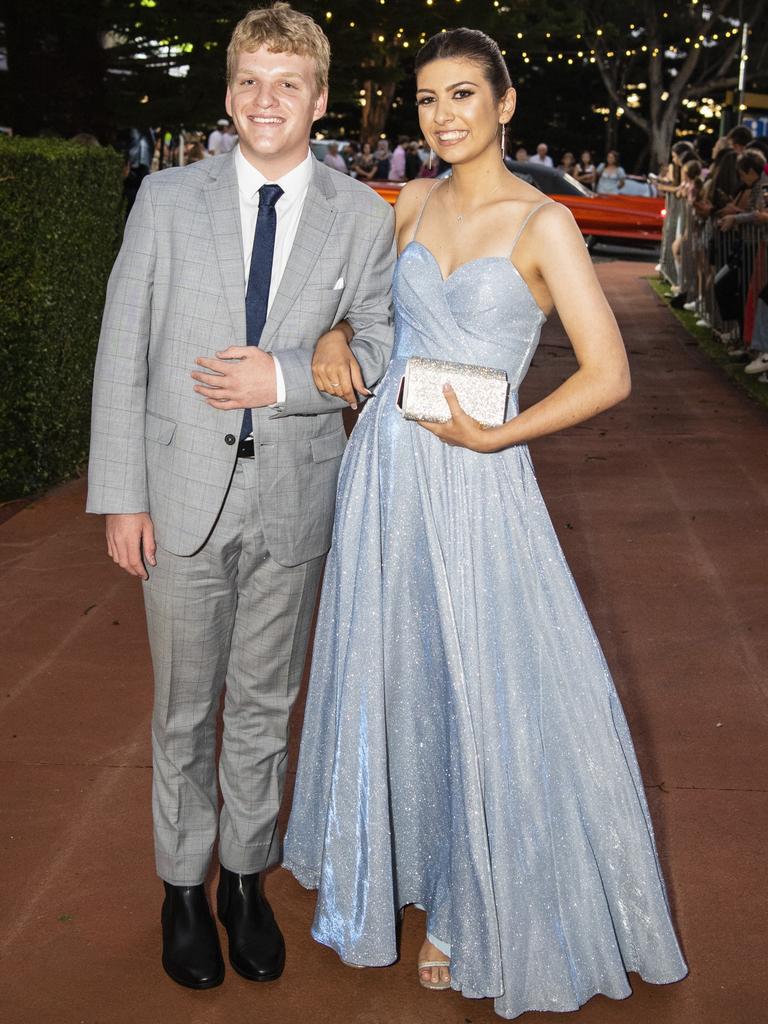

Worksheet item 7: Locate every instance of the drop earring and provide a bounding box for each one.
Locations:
[428,148,434,170]
[500,122,506,160]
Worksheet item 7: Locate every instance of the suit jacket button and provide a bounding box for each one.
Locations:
[225,434,236,445]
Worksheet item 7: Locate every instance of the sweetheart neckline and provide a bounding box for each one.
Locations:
[401,241,548,322]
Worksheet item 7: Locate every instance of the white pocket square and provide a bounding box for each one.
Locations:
[333,276,345,290]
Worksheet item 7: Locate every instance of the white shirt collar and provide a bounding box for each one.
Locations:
[234,145,314,201]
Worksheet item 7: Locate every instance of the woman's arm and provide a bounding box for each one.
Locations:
[310,181,432,405]
[420,202,630,453]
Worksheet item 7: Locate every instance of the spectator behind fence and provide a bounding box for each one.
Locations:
[515,145,529,162]
[671,159,704,308]
[596,150,626,194]
[718,151,767,230]
[657,141,698,194]
[528,142,553,167]
[575,149,596,189]
[726,125,754,155]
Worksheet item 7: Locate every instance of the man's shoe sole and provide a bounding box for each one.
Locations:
[162,956,225,989]
[228,953,286,983]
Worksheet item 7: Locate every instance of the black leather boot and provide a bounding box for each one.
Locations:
[161,882,225,989]
[217,867,285,981]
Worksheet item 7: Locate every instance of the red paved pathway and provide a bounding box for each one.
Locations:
[2,262,767,1024]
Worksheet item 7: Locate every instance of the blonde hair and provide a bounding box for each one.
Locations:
[227,4,330,93]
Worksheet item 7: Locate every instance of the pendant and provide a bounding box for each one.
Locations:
[456,214,463,224]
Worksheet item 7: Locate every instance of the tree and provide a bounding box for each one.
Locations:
[581,0,768,167]
[1,0,109,137]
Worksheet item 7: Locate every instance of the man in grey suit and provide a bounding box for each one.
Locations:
[87,4,394,990]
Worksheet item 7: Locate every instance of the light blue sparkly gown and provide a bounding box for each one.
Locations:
[283,194,687,1019]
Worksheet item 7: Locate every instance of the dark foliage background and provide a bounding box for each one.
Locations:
[0,138,124,499]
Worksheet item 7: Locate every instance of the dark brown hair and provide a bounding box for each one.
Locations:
[727,125,754,148]
[737,150,764,176]
[415,28,511,101]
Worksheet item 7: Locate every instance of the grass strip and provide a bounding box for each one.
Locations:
[647,277,768,413]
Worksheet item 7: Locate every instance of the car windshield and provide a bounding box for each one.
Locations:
[506,162,592,198]
[440,161,593,198]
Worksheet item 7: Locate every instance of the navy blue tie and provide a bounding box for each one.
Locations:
[241,183,284,440]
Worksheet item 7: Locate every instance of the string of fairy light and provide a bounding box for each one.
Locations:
[316,1,748,133]
[320,2,746,60]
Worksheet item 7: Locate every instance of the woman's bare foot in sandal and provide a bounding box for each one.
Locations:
[417,938,451,990]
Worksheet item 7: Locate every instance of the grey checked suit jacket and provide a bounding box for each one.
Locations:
[87,153,395,566]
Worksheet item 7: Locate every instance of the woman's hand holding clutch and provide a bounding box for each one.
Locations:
[418,385,502,453]
[312,323,370,409]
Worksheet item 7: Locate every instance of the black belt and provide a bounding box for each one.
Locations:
[237,438,255,458]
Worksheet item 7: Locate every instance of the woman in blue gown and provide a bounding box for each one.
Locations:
[284,28,687,1020]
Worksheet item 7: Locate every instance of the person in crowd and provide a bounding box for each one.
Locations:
[739,204,768,379]
[574,149,596,188]
[405,140,424,180]
[123,126,154,215]
[514,144,529,162]
[353,140,378,180]
[718,150,767,220]
[726,124,754,155]
[323,141,348,173]
[88,3,394,992]
[389,135,409,181]
[373,138,392,179]
[344,140,360,175]
[556,151,576,176]
[285,24,687,1020]
[656,141,697,194]
[528,141,553,166]
[185,137,208,163]
[596,150,627,194]
[671,159,704,308]
[207,118,231,155]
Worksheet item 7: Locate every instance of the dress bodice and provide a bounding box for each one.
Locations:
[391,239,547,395]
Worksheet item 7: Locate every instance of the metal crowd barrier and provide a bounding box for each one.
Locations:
[659,193,768,348]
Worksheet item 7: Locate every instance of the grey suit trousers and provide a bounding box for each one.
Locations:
[144,459,324,885]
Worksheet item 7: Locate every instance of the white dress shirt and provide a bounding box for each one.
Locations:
[234,144,315,408]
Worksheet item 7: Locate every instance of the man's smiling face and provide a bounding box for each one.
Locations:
[226,47,327,174]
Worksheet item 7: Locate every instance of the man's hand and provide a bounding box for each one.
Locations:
[191,347,277,409]
[106,513,156,580]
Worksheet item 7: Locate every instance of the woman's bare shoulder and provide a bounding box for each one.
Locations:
[394,178,441,234]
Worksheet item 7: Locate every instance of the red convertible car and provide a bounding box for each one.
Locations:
[368,161,663,249]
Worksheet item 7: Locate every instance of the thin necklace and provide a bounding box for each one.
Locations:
[448,175,504,224]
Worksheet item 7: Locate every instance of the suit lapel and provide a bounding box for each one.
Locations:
[259,160,337,350]
[203,153,247,346]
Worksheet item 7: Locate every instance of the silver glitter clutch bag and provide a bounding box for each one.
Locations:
[396,356,509,428]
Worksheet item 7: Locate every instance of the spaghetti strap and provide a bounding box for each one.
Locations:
[411,180,444,244]
[509,201,550,258]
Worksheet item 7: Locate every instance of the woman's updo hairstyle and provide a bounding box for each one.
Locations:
[415,28,512,102]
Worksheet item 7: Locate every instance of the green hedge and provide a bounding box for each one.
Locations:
[0,138,124,500]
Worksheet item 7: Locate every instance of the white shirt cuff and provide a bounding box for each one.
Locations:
[271,354,286,408]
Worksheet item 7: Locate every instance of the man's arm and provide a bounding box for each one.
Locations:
[274,204,395,417]
[87,177,158,578]
[87,175,156,515]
